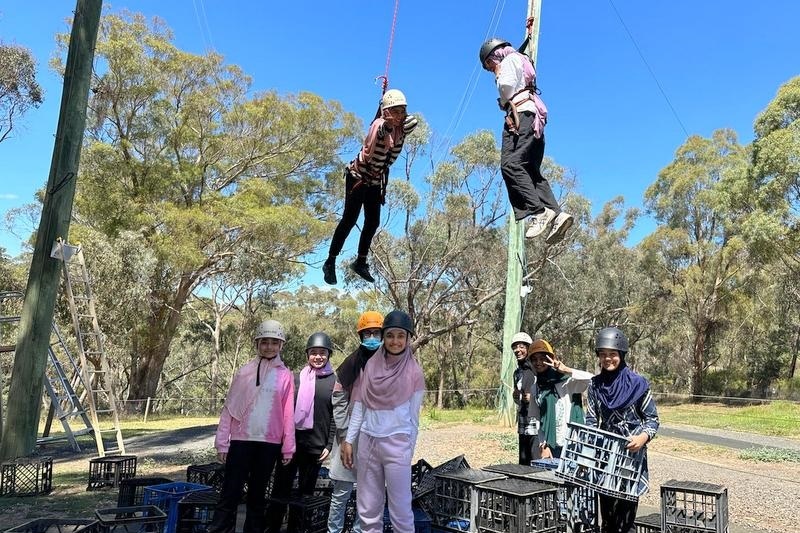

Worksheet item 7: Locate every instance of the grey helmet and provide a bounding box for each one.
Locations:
[479,38,511,67]
[306,331,333,354]
[254,319,286,342]
[382,309,415,336]
[594,327,629,356]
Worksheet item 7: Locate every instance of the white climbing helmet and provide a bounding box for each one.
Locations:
[254,319,286,342]
[510,332,533,347]
[381,89,407,110]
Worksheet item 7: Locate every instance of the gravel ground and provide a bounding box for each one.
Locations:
[414,423,800,533]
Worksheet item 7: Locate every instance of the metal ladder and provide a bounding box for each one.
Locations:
[40,323,96,450]
[52,240,125,456]
[1,291,94,452]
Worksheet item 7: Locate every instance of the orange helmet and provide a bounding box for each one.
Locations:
[529,339,554,356]
[357,311,384,332]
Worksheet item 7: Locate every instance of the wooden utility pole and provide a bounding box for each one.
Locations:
[0,0,102,460]
[498,0,543,425]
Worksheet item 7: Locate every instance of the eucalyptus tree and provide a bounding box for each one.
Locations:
[641,130,751,396]
[0,43,43,143]
[52,12,360,403]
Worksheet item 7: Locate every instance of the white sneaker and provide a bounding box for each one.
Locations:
[545,212,574,245]
[525,208,556,238]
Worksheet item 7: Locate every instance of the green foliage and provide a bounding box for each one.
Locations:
[659,401,800,437]
[738,447,800,463]
[0,43,43,143]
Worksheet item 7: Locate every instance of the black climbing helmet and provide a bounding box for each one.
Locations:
[382,309,415,336]
[594,327,629,356]
[479,38,511,68]
[306,331,333,354]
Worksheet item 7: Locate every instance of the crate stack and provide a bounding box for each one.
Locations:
[0,456,53,496]
[87,456,137,491]
[634,513,661,533]
[555,423,645,502]
[474,478,559,533]
[143,481,214,533]
[660,480,728,533]
[413,455,470,518]
[186,463,224,493]
[431,468,506,532]
[117,477,173,507]
[176,490,221,533]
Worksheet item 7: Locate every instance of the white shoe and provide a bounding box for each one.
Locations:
[525,208,556,239]
[545,212,574,245]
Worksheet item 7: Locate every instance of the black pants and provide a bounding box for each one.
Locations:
[328,170,382,258]
[598,494,638,533]
[518,434,541,465]
[208,440,282,533]
[266,450,323,533]
[500,112,559,221]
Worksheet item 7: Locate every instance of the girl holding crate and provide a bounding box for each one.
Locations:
[585,326,660,533]
[340,310,425,533]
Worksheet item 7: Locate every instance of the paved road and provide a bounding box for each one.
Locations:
[659,424,800,452]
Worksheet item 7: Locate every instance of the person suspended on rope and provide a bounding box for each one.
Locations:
[479,37,574,245]
[323,89,418,285]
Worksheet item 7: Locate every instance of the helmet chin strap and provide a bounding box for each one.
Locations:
[256,353,279,386]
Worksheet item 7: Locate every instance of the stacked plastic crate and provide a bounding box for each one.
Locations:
[474,478,559,533]
[6,518,98,533]
[142,481,213,533]
[117,477,173,507]
[430,468,506,532]
[0,456,53,496]
[87,456,137,491]
[660,480,728,533]
[185,463,224,493]
[94,506,167,533]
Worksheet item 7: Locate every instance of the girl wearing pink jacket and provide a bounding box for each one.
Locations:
[208,319,295,533]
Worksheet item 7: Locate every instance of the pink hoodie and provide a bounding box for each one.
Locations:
[214,356,296,460]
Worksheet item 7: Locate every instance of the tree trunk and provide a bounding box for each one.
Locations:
[690,320,708,398]
[789,325,799,379]
[210,311,221,413]
[126,278,193,409]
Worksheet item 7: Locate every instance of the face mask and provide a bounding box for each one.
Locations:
[361,338,382,351]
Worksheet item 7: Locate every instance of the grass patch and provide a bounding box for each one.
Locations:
[420,408,497,427]
[658,401,800,437]
[738,447,800,463]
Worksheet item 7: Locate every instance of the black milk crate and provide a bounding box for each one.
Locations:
[383,504,432,533]
[661,480,728,533]
[1,455,53,496]
[432,468,506,531]
[95,505,167,533]
[266,493,331,533]
[343,488,358,532]
[475,478,559,533]
[411,459,433,493]
[313,465,333,496]
[482,463,546,480]
[185,462,224,492]
[635,513,661,533]
[555,423,645,502]
[87,456,138,491]
[118,477,173,507]
[414,455,470,499]
[525,467,597,531]
[6,518,98,533]
[176,489,220,533]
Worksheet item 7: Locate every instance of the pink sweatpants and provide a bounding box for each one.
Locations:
[356,432,414,533]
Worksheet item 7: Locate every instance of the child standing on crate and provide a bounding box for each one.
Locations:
[584,326,659,533]
[327,311,384,533]
[340,310,425,533]
[511,332,541,464]
[528,338,593,460]
[267,331,337,533]
[208,320,295,533]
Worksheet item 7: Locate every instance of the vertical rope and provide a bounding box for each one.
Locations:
[381,0,401,93]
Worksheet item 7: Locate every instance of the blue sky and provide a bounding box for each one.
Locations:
[1,1,798,280]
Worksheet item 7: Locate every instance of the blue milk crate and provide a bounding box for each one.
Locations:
[143,481,213,533]
[383,504,432,533]
[531,458,561,471]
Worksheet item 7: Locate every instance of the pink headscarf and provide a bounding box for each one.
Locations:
[294,360,334,430]
[352,343,425,411]
[490,46,536,86]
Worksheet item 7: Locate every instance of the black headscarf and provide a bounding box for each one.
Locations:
[336,344,379,391]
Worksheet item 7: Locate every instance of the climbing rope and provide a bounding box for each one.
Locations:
[377,0,401,94]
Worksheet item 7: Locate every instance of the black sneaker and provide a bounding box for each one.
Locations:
[322,261,337,285]
[350,260,375,283]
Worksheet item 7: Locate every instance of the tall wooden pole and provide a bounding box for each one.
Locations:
[0,0,102,460]
[498,0,543,425]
